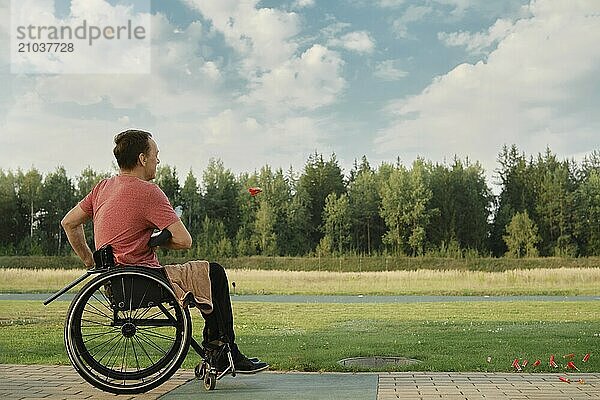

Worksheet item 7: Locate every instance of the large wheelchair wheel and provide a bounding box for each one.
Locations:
[65,267,191,394]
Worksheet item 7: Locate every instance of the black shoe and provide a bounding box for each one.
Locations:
[234,353,269,374]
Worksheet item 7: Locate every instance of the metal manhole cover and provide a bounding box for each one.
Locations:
[338,356,421,368]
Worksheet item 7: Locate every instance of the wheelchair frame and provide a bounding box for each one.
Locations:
[44,260,235,394]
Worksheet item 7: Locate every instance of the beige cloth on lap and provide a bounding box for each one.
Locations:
[163,260,213,314]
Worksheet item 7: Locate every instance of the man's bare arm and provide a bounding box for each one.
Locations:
[160,219,192,250]
[61,205,95,268]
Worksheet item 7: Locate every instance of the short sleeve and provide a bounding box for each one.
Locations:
[145,185,180,230]
[79,183,98,217]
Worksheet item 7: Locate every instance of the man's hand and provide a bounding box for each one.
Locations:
[61,205,94,268]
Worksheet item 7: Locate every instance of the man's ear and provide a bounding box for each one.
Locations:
[138,152,147,166]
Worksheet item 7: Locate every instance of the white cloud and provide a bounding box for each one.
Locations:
[439,18,517,54]
[0,5,230,176]
[375,0,600,176]
[241,44,345,111]
[377,0,405,8]
[185,0,300,75]
[117,115,131,125]
[433,0,475,17]
[10,0,152,74]
[328,31,375,53]
[293,0,315,8]
[374,60,408,81]
[377,0,473,16]
[187,2,346,113]
[152,109,330,176]
[392,5,433,38]
[0,1,343,178]
[13,13,222,116]
[0,92,121,175]
[321,21,352,39]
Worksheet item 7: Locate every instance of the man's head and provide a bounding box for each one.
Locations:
[113,129,160,181]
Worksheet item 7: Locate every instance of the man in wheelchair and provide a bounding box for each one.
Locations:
[61,129,268,374]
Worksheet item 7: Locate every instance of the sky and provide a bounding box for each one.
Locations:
[1,0,599,190]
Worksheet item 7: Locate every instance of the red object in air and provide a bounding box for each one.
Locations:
[566,361,579,371]
[563,353,575,359]
[521,359,528,367]
[532,360,541,367]
[549,354,558,368]
[512,358,522,371]
[583,353,590,363]
[248,187,262,197]
[559,376,571,384]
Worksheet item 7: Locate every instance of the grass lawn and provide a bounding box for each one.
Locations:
[0,300,598,373]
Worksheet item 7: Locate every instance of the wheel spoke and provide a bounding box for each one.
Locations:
[133,303,155,320]
[133,333,157,366]
[91,292,113,315]
[127,276,134,320]
[136,331,168,356]
[81,318,113,328]
[84,331,121,356]
[82,305,112,321]
[130,337,143,378]
[106,335,126,373]
[139,308,169,321]
[121,334,128,376]
[136,327,175,341]
[98,334,124,365]
[82,329,119,343]
[131,285,151,320]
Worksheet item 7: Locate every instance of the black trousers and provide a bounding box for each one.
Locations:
[201,262,238,353]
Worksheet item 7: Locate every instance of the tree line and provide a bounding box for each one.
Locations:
[1,145,599,259]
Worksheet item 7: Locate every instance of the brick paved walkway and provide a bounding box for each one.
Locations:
[0,364,192,400]
[378,372,600,400]
[1,365,598,399]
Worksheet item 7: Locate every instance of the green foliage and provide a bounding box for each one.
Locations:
[427,158,492,253]
[194,216,233,259]
[3,145,600,258]
[0,170,22,251]
[297,152,346,250]
[573,170,600,255]
[347,160,384,254]
[503,211,540,258]
[180,169,202,235]
[320,193,352,255]
[202,159,241,239]
[155,164,181,206]
[38,167,77,255]
[255,200,278,256]
[379,160,433,256]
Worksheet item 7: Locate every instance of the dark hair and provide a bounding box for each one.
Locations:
[113,129,152,170]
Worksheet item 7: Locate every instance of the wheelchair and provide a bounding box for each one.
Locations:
[44,239,236,394]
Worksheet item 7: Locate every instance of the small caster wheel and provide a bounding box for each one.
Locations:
[204,372,216,391]
[195,363,206,380]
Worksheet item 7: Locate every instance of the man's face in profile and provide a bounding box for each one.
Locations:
[144,138,160,181]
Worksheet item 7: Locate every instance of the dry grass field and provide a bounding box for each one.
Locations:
[1,267,599,295]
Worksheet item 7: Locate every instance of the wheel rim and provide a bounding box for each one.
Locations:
[66,270,190,391]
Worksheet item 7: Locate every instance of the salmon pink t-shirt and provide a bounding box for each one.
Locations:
[79,175,180,268]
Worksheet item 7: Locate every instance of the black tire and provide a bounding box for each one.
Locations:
[204,372,216,390]
[195,362,206,380]
[65,268,191,394]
